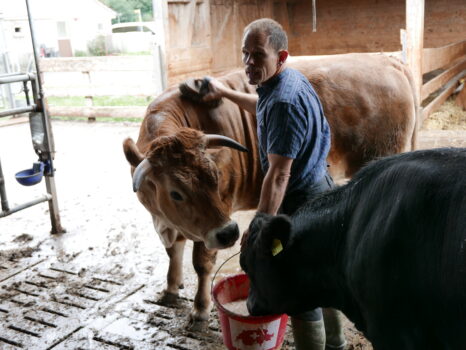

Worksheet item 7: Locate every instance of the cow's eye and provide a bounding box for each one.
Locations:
[170,191,183,201]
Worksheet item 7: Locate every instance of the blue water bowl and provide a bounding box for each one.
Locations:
[15,162,44,186]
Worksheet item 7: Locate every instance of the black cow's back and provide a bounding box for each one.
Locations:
[340,148,466,348]
[242,148,466,349]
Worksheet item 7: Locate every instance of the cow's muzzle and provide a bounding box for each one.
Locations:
[216,222,240,247]
[207,221,240,249]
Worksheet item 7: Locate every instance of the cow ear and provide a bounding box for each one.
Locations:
[259,215,292,256]
[123,138,144,167]
[209,148,231,168]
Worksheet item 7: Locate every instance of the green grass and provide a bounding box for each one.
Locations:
[51,116,143,123]
[47,96,152,107]
[114,51,151,56]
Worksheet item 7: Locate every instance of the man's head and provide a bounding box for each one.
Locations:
[242,18,289,86]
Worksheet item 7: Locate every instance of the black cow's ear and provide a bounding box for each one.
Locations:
[259,215,291,256]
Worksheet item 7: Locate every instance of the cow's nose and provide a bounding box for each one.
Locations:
[216,222,239,247]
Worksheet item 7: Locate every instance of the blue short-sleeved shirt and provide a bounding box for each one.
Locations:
[256,67,331,195]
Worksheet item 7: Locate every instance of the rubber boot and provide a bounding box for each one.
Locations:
[323,308,347,350]
[291,317,326,350]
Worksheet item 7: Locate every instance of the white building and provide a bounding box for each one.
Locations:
[0,0,116,68]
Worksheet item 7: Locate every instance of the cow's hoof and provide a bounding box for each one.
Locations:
[186,308,210,331]
[157,291,180,306]
[186,315,209,332]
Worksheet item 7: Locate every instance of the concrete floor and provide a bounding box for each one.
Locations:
[0,120,464,349]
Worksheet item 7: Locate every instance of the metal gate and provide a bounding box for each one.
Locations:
[0,0,64,234]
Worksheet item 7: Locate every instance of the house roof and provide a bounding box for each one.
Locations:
[91,0,117,18]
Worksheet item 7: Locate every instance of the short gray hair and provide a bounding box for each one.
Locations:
[244,18,288,52]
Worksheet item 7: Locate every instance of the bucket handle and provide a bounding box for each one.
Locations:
[211,251,241,296]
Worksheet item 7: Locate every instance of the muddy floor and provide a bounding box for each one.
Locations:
[0,120,465,349]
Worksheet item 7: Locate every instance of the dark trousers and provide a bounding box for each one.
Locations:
[278,172,335,321]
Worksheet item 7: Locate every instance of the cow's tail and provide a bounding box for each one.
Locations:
[388,55,419,151]
[400,60,420,151]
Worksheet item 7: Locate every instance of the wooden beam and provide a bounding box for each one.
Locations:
[40,56,153,72]
[421,57,466,100]
[153,0,169,89]
[422,70,466,120]
[405,0,425,106]
[422,40,466,74]
[48,106,146,119]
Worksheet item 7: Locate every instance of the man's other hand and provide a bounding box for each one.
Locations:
[203,77,226,101]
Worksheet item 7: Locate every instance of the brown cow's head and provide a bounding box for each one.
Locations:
[123,128,247,250]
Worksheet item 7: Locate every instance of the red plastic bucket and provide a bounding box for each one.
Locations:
[212,273,288,350]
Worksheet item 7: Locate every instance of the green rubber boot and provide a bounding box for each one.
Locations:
[291,317,326,350]
[323,308,347,350]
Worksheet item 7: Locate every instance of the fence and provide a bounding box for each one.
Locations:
[39,42,465,122]
[0,72,64,234]
[420,39,466,121]
[40,53,164,120]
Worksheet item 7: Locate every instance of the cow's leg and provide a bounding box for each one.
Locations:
[158,237,186,304]
[189,241,217,328]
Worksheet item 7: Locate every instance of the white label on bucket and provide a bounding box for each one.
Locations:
[229,318,280,350]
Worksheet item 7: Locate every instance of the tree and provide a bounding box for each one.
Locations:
[99,0,153,23]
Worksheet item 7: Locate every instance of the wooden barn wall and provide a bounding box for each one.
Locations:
[166,0,212,83]
[209,0,274,72]
[166,0,465,81]
[207,0,465,70]
[275,0,466,56]
[423,0,465,48]
[275,0,406,55]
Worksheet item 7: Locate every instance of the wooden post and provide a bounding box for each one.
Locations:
[152,0,168,90]
[82,70,95,122]
[405,0,425,107]
[85,95,95,122]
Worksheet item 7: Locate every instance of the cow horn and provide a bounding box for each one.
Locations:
[132,158,152,192]
[205,134,248,152]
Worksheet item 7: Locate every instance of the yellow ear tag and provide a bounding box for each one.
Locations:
[271,238,283,256]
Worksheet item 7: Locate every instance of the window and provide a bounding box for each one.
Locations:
[57,22,68,38]
[13,26,24,37]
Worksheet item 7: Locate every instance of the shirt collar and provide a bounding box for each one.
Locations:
[256,68,288,96]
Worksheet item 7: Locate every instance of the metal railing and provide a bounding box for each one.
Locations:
[0,72,64,233]
[0,0,64,234]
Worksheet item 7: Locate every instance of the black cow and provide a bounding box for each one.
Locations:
[240,148,466,350]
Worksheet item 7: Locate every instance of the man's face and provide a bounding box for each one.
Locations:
[242,30,280,85]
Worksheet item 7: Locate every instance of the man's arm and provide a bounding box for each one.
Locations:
[203,78,258,115]
[257,153,293,215]
[241,153,292,247]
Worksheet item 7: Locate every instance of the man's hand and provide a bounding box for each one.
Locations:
[202,77,258,115]
[202,77,226,102]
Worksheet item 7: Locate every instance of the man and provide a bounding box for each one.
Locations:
[204,18,346,350]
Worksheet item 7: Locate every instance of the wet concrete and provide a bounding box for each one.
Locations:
[0,120,464,349]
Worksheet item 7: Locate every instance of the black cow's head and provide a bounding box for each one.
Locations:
[240,212,298,316]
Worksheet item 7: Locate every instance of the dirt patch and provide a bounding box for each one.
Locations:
[423,97,466,130]
[0,241,43,261]
[1,120,463,349]
[12,233,34,243]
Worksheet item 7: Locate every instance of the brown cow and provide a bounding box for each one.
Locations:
[123,53,417,328]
